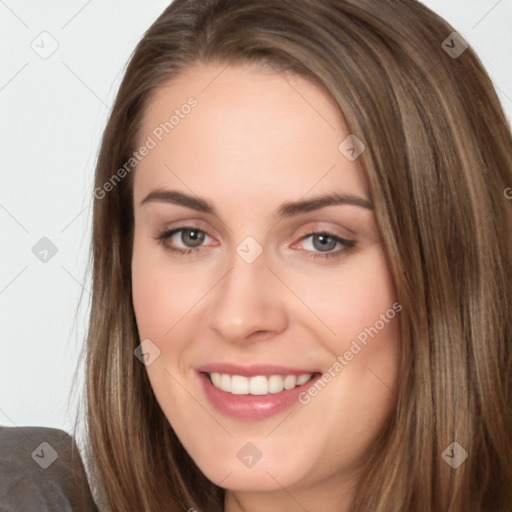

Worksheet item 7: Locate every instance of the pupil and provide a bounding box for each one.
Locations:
[183,229,204,247]
[313,234,336,252]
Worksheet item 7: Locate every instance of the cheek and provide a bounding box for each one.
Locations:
[131,237,205,421]
[287,245,399,349]
[287,245,401,422]
[131,235,205,341]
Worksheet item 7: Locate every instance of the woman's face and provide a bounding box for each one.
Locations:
[131,62,401,510]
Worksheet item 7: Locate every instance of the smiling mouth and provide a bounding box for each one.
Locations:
[205,372,317,395]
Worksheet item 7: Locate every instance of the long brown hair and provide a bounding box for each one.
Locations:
[76,0,512,510]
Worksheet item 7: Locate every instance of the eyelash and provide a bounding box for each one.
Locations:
[154,226,356,261]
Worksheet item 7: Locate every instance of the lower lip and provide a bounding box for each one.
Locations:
[197,372,319,421]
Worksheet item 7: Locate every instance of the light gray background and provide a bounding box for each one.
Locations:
[1,0,511,436]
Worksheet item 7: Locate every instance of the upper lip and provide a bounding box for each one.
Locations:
[195,363,321,377]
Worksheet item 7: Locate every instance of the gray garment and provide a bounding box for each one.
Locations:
[0,426,98,511]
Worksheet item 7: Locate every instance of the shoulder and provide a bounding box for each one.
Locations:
[0,425,98,512]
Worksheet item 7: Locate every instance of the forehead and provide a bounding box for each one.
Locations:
[133,62,367,207]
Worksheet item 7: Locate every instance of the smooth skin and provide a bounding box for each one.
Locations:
[131,62,401,512]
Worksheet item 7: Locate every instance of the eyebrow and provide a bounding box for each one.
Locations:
[140,189,373,217]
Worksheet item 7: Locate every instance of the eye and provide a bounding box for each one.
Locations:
[295,231,356,261]
[155,227,214,255]
[154,226,357,261]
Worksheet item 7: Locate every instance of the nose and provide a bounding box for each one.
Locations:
[207,246,289,344]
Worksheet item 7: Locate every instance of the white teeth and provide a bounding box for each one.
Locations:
[231,375,249,394]
[220,373,231,392]
[283,375,297,390]
[208,372,313,395]
[210,372,222,388]
[268,375,284,393]
[297,374,312,386]
[249,376,268,395]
